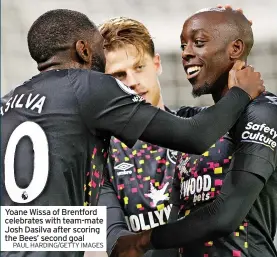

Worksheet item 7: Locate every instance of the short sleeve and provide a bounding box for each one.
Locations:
[229,96,277,182]
[70,70,158,148]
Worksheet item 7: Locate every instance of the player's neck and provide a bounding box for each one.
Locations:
[212,85,229,103]
[38,54,83,72]
[211,71,230,103]
[39,62,81,72]
[156,97,165,110]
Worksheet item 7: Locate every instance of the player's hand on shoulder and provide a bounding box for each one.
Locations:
[228,60,265,100]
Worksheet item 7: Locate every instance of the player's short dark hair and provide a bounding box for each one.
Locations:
[28,9,98,63]
[195,7,254,57]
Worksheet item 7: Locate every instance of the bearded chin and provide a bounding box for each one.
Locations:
[192,82,213,98]
[192,77,227,98]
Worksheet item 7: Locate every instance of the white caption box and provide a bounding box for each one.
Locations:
[1,206,107,251]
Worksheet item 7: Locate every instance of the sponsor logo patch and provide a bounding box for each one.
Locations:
[241,122,277,150]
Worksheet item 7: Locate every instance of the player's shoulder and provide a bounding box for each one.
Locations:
[230,92,277,153]
[252,91,277,105]
[109,137,163,156]
[68,69,137,95]
[110,137,124,149]
[245,92,277,121]
[1,90,14,104]
[68,69,112,82]
[234,92,277,135]
[176,105,207,118]
[109,136,143,151]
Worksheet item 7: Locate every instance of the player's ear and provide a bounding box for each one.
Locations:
[228,39,245,60]
[153,54,162,75]
[75,40,91,63]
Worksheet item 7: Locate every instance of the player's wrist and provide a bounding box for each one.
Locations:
[234,86,253,100]
[138,229,154,252]
[229,86,252,101]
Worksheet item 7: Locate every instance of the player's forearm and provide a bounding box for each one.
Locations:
[140,87,250,155]
[108,225,135,256]
[167,205,179,223]
[150,170,264,249]
[168,175,181,223]
[97,178,134,255]
[101,198,135,256]
[99,198,133,256]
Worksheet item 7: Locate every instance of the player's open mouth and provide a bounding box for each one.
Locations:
[186,66,202,79]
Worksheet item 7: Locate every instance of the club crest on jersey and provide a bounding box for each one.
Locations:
[114,162,134,176]
[167,149,178,164]
[144,182,169,207]
[177,157,191,176]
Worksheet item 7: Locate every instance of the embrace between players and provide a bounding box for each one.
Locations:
[1,4,277,257]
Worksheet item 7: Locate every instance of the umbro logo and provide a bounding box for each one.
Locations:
[114,162,134,176]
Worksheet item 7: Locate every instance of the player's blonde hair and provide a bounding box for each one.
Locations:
[99,17,155,58]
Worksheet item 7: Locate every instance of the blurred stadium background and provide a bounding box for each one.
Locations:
[2,0,277,108]
[1,0,277,252]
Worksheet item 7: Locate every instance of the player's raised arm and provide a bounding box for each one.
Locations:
[73,62,263,155]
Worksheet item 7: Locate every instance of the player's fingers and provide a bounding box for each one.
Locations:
[217,4,223,8]
[231,60,246,71]
[233,8,252,26]
[224,4,232,10]
[236,8,243,13]
[246,65,255,72]
[235,9,252,26]
[259,85,265,94]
